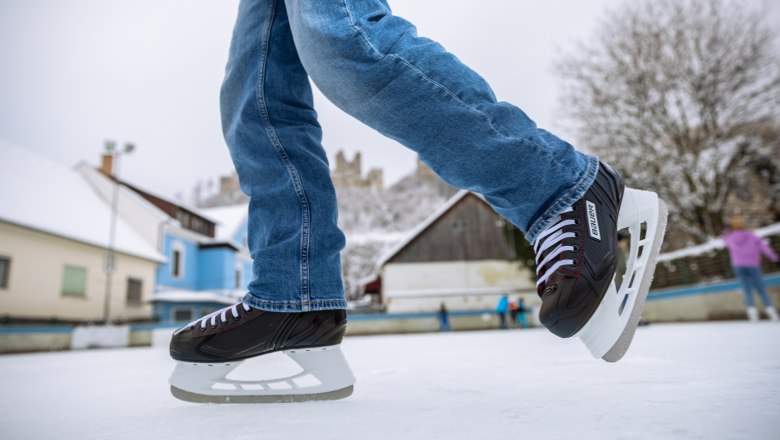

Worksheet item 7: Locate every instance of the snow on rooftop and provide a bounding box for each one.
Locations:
[0,140,165,262]
[2,322,778,439]
[200,204,248,242]
[121,178,219,223]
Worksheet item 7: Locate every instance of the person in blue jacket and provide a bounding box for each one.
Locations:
[496,294,510,329]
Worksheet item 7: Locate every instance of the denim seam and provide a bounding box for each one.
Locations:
[253,0,312,311]
[341,0,503,137]
[244,298,348,306]
[525,156,599,243]
[243,296,347,312]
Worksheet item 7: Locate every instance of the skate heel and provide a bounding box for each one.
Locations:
[575,188,668,362]
[169,344,356,403]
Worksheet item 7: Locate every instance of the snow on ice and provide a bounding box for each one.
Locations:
[1,322,779,440]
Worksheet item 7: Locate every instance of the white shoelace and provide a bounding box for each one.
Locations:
[189,302,251,330]
[534,207,577,288]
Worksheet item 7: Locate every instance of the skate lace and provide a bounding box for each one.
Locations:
[534,207,577,288]
[190,302,251,330]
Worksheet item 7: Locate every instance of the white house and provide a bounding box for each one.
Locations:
[377,191,537,314]
[76,158,252,325]
[0,141,164,323]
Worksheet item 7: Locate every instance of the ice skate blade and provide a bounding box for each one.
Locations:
[168,344,356,403]
[170,384,354,404]
[575,188,668,362]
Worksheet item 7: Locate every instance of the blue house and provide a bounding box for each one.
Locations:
[142,196,252,325]
[151,204,252,324]
[77,159,252,325]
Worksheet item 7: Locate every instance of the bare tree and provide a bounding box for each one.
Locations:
[556,0,780,245]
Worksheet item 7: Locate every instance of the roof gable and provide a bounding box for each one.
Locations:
[378,191,516,265]
[0,141,165,262]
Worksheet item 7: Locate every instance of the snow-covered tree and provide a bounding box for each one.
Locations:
[556,0,780,245]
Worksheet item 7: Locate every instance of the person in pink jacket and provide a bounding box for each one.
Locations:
[722,218,780,322]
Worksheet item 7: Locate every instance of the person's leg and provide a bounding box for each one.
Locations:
[285,0,667,362]
[734,267,756,308]
[168,0,356,403]
[747,267,773,307]
[222,0,346,312]
[284,0,597,242]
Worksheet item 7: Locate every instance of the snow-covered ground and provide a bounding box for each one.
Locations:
[2,322,779,440]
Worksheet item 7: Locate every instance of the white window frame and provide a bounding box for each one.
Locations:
[0,255,10,289]
[235,263,243,290]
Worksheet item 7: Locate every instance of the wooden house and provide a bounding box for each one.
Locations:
[377,191,537,314]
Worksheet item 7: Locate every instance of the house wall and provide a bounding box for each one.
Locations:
[157,233,199,290]
[198,247,236,291]
[382,260,536,313]
[0,221,155,322]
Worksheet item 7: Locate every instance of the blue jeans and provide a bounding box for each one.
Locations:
[733,266,774,308]
[222,0,597,312]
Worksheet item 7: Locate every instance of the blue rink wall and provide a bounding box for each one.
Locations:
[1,273,779,353]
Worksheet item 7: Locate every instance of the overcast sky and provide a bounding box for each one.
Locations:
[1,0,778,200]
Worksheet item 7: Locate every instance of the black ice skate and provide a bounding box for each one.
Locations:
[168,303,355,403]
[533,162,667,362]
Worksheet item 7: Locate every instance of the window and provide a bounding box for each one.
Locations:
[170,241,185,279]
[126,278,143,305]
[172,307,193,322]
[62,265,87,297]
[0,256,10,289]
[171,250,181,278]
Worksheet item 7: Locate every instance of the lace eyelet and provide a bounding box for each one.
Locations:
[571,259,579,266]
[573,219,580,225]
[573,232,581,238]
[572,245,579,252]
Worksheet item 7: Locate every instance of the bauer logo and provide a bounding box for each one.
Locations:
[586,200,601,240]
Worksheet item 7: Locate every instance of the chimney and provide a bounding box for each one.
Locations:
[101,153,114,177]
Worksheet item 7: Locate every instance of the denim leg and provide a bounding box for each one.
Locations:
[748,267,773,307]
[285,0,598,242]
[734,267,755,308]
[221,0,346,312]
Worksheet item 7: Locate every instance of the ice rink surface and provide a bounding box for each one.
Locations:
[2,322,779,440]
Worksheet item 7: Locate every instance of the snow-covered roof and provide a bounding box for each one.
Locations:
[376,190,472,266]
[150,289,244,304]
[658,222,780,262]
[120,179,219,224]
[0,141,166,263]
[200,204,248,242]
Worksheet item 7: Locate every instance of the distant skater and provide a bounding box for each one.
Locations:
[722,218,779,322]
[497,294,510,329]
[515,297,529,329]
[437,303,451,332]
[166,0,667,403]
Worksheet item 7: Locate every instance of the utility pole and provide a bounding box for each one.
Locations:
[103,140,135,324]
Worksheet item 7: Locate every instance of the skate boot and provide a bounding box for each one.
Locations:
[533,162,668,362]
[168,302,355,403]
[746,306,759,322]
[766,306,779,322]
